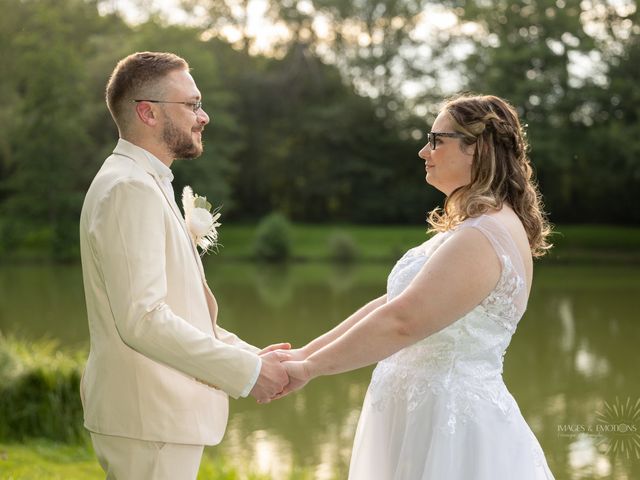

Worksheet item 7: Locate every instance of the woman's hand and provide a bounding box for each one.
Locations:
[259,342,291,355]
[284,360,312,393]
[275,347,308,362]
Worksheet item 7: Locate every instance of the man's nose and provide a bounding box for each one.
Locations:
[198,109,210,125]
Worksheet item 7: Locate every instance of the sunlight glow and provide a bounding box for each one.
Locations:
[559,298,576,352]
[312,15,332,41]
[252,430,290,477]
[569,437,613,477]
[99,0,635,110]
[575,347,610,378]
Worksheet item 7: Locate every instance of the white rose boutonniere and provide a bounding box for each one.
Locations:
[181,186,221,255]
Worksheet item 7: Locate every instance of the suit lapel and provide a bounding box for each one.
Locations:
[112,142,207,282]
[147,175,216,333]
[153,177,207,281]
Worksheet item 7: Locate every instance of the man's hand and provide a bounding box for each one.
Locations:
[269,360,311,401]
[249,350,289,403]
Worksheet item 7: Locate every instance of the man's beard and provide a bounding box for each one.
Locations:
[162,117,202,159]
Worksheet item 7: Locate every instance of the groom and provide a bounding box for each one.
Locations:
[79,52,289,479]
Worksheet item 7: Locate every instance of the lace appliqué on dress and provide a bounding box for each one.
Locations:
[478,254,525,333]
[368,237,526,434]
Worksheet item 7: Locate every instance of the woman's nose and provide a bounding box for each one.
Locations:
[418,144,431,160]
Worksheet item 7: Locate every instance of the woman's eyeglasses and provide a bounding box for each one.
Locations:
[427,131,467,150]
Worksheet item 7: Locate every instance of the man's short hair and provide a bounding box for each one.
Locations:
[106,51,189,129]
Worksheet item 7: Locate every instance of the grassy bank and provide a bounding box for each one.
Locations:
[219,224,427,261]
[0,337,92,478]
[3,223,639,264]
[0,337,303,479]
[0,441,278,479]
[545,225,640,263]
[217,223,640,263]
[0,441,102,479]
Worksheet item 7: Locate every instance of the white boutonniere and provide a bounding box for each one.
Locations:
[181,186,221,254]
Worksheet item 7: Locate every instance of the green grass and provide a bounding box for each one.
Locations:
[0,337,314,479]
[218,224,430,261]
[545,224,640,262]
[216,223,640,263]
[1,222,638,264]
[0,441,275,480]
[550,224,640,250]
[0,441,102,480]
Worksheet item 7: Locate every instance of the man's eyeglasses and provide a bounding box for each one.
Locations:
[133,99,203,113]
[427,131,467,150]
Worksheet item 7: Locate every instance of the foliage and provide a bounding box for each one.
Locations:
[0,0,638,262]
[0,0,433,261]
[208,41,432,223]
[266,0,434,119]
[327,230,359,263]
[253,212,293,262]
[434,0,640,224]
[0,335,85,442]
[0,0,113,261]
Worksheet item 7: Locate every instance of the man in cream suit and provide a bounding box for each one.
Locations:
[79,52,289,479]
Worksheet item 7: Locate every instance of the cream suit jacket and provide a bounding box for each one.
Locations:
[79,139,261,445]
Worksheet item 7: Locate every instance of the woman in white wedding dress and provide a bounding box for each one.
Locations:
[274,94,555,479]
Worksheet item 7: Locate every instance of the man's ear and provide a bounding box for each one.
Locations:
[134,101,159,127]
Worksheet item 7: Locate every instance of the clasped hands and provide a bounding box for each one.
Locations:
[249,343,311,404]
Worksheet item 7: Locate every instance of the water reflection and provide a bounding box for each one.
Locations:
[0,263,88,346]
[558,298,576,352]
[204,262,640,480]
[0,262,639,479]
[569,437,612,478]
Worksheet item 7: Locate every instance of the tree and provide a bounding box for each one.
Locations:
[431,0,639,223]
[267,0,434,121]
[0,0,113,259]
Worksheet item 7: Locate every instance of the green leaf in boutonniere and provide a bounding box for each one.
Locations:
[193,196,212,212]
[181,186,222,255]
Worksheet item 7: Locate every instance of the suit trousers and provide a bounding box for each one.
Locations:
[91,432,204,480]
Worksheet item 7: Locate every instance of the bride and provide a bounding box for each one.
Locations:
[272,94,555,479]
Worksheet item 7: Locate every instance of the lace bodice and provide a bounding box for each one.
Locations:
[369,215,528,433]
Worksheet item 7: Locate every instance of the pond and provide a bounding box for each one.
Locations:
[0,261,639,480]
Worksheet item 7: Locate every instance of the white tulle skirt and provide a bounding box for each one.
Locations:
[348,389,555,480]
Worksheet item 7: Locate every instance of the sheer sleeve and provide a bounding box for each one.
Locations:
[457,215,530,320]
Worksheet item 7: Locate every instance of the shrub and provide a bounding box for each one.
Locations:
[327,231,359,263]
[0,335,85,442]
[253,212,293,262]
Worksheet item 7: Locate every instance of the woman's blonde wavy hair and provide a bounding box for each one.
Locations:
[427,94,552,257]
